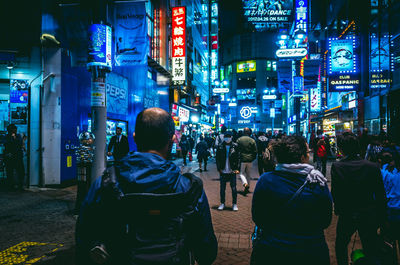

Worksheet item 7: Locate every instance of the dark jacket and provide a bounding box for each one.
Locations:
[4,133,24,160]
[196,140,209,158]
[179,139,190,153]
[216,142,240,172]
[76,152,218,265]
[252,170,332,253]
[331,156,387,220]
[237,136,257,163]
[108,135,129,160]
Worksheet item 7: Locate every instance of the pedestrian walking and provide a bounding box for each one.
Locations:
[331,132,387,265]
[196,135,209,172]
[107,127,129,162]
[76,108,217,265]
[314,130,329,176]
[251,135,332,265]
[237,127,257,193]
[216,131,240,211]
[4,124,25,190]
[179,135,190,166]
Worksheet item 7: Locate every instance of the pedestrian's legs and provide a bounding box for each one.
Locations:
[316,157,322,171]
[239,163,248,186]
[322,157,327,176]
[204,158,208,171]
[5,161,15,190]
[229,173,237,204]
[220,174,227,204]
[245,162,252,189]
[257,156,264,176]
[16,158,25,189]
[182,151,187,165]
[357,218,380,264]
[198,157,202,171]
[336,216,357,265]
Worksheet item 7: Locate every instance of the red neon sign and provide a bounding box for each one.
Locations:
[172,7,186,57]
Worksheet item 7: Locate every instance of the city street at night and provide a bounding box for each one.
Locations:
[1,0,400,264]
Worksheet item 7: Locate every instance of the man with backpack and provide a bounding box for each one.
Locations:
[314,130,329,176]
[76,108,218,265]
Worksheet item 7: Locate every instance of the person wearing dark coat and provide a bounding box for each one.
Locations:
[196,136,209,172]
[179,135,190,166]
[76,108,217,265]
[107,127,129,161]
[332,132,387,265]
[216,131,240,211]
[4,124,25,190]
[251,136,332,265]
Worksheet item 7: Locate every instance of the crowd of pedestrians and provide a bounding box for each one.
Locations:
[76,108,400,265]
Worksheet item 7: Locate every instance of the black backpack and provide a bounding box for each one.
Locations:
[97,167,204,265]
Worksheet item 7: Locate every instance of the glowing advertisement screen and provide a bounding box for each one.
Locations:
[330,39,355,73]
[370,36,390,71]
[237,88,256,100]
[237,60,256,73]
[87,24,112,69]
[242,0,293,31]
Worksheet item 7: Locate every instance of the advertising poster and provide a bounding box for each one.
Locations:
[370,36,390,71]
[327,92,346,110]
[115,2,148,66]
[237,60,256,73]
[87,24,112,69]
[106,73,128,115]
[10,80,29,104]
[330,39,354,73]
[242,0,294,31]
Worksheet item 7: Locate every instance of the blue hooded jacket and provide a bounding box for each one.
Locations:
[382,164,400,220]
[76,152,217,265]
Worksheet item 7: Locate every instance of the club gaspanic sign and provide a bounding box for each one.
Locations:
[329,75,360,92]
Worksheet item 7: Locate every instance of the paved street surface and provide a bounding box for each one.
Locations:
[0,156,360,265]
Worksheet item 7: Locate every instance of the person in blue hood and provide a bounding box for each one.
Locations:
[76,108,217,265]
[251,135,332,265]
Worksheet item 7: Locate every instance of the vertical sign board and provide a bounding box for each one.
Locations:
[295,0,308,33]
[91,77,106,107]
[87,24,112,69]
[172,7,186,86]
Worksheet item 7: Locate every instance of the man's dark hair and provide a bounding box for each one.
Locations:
[272,136,308,164]
[244,127,252,136]
[116,127,122,131]
[7,124,17,133]
[317,129,323,135]
[337,132,360,156]
[221,125,227,134]
[134,108,175,152]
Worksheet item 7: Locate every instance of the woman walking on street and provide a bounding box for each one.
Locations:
[179,135,190,166]
[251,135,332,265]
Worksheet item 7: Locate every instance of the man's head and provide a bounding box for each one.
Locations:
[224,131,233,145]
[243,127,252,136]
[221,125,227,134]
[7,124,17,134]
[116,127,122,135]
[133,108,175,159]
[317,129,323,136]
[337,132,360,157]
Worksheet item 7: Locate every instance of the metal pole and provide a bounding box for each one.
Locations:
[89,67,107,184]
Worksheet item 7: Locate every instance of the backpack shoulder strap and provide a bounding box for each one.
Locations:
[182,173,204,205]
[100,166,124,200]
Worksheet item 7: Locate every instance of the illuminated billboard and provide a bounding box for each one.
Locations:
[237,60,256,73]
[370,36,390,71]
[242,0,294,31]
[172,7,186,85]
[237,88,256,100]
[88,24,112,69]
[329,38,357,74]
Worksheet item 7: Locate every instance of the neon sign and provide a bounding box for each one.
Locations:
[240,106,258,119]
[172,7,186,85]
